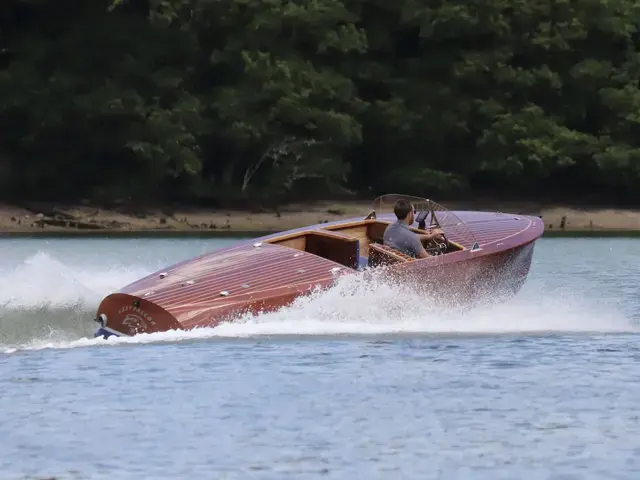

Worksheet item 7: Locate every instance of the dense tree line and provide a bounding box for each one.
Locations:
[1,0,639,207]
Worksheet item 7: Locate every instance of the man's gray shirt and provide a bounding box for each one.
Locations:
[382,221,422,257]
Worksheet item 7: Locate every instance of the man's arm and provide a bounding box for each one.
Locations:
[411,235,430,258]
[413,228,445,258]
[417,228,445,243]
[416,244,430,258]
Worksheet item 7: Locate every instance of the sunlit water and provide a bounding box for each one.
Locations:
[0,236,639,479]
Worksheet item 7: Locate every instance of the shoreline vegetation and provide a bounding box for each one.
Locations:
[1,201,639,237]
[3,1,640,219]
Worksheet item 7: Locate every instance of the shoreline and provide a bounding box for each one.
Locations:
[1,201,639,237]
[0,229,639,239]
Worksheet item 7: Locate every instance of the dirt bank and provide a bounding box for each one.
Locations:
[0,200,638,235]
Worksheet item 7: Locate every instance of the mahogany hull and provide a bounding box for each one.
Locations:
[377,240,537,308]
[92,209,544,338]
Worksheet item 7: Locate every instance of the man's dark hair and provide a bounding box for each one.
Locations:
[393,199,413,220]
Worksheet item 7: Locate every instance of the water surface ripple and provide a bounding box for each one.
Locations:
[0,237,638,479]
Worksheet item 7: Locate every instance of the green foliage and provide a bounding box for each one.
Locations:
[0,0,639,205]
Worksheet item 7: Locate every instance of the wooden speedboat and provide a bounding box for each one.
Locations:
[92,195,544,338]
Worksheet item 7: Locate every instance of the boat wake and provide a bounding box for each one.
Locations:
[0,251,637,354]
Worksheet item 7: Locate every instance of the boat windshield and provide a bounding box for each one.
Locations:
[372,194,479,249]
[373,194,432,219]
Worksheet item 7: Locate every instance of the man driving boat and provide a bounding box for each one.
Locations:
[383,198,445,259]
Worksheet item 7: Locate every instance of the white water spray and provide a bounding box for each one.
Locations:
[0,250,635,354]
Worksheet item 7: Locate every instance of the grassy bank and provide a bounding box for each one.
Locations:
[0,201,639,238]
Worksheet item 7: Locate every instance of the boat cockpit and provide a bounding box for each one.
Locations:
[263,195,471,270]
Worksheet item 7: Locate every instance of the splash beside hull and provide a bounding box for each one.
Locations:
[91,199,544,338]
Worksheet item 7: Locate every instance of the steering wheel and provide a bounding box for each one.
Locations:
[415,210,448,255]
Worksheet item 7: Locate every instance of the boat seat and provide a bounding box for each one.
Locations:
[368,243,415,268]
[266,229,361,269]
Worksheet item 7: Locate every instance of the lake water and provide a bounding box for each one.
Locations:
[0,236,639,479]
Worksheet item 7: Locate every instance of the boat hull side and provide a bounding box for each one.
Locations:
[94,242,537,337]
[177,241,537,329]
[94,280,338,337]
[178,279,337,329]
[376,240,537,308]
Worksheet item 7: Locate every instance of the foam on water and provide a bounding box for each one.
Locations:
[0,249,636,355]
[0,251,148,309]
